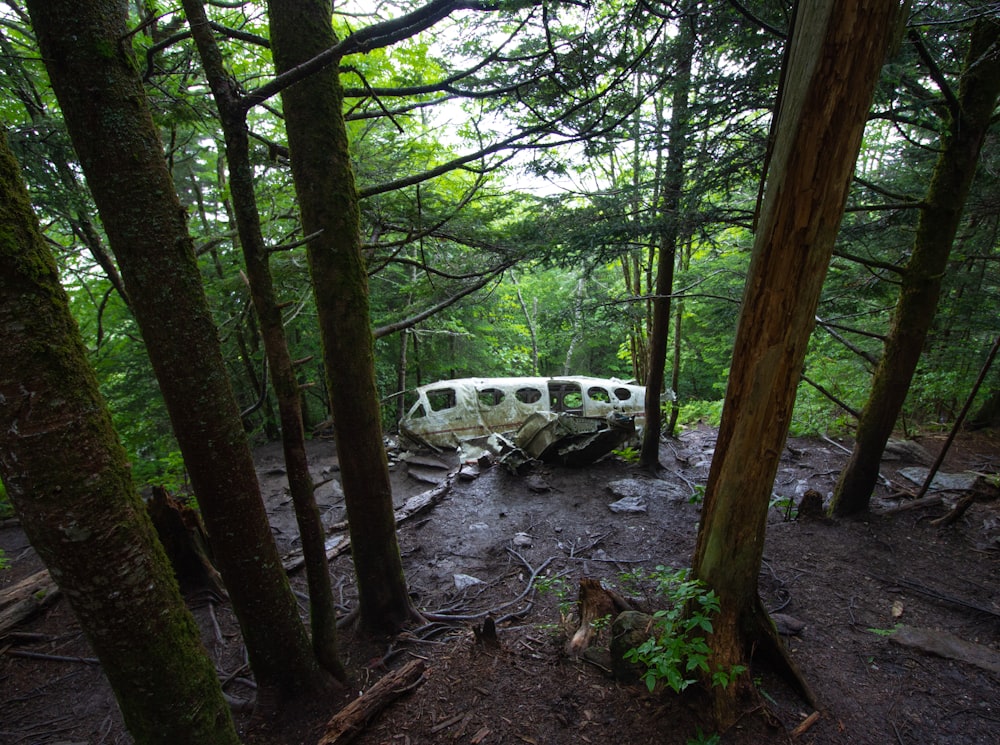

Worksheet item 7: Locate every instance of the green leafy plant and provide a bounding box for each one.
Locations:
[867,624,902,637]
[612,446,640,463]
[686,728,721,745]
[769,493,796,521]
[533,573,574,620]
[623,567,745,694]
[688,484,706,504]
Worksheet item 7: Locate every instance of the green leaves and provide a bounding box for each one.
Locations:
[621,566,740,695]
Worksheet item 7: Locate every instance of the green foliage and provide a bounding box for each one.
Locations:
[687,484,706,505]
[678,400,724,428]
[533,573,575,620]
[769,494,797,521]
[0,478,11,519]
[867,624,902,638]
[622,566,746,694]
[686,728,721,745]
[612,446,640,463]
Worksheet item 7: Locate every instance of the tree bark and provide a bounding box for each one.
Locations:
[831,17,1000,515]
[181,0,345,681]
[640,5,694,468]
[25,0,329,698]
[0,127,241,745]
[691,0,901,729]
[267,0,419,634]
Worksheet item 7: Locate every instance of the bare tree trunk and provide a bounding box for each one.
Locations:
[267,0,419,634]
[640,5,694,469]
[182,0,346,680]
[831,17,1000,515]
[563,275,586,374]
[26,0,329,698]
[0,128,241,745]
[691,0,901,729]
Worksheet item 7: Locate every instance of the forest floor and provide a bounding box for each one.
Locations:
[1,424,999,744]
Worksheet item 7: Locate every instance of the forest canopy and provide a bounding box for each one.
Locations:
[1,0,996,490]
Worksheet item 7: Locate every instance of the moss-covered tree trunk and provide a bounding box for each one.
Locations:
[831,17,1000,516]
[267,0,418,634]
[0,128,240,745]
[691,0,901,730]
[640,5,694,469]
[182,0,345,680]
[25,0,330,699]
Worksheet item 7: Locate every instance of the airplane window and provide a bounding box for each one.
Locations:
[588,387,611,403]
[427,388,456,412]
[478,388,505,407]
[614,387,633,401]
[516,387,542,404]
[563,391,583,409]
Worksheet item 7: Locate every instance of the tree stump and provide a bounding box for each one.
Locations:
[146,486,225,596]
[565,577,633,656]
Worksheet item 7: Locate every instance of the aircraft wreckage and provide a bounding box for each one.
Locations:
[399,376,673,467]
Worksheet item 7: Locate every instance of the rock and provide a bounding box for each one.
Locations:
[608,478,686,503]
[608,496,647,514]
[453,573,485,590]
[512,531,533,548]
[883,439,933,464]
[525,474,551,493]
[610,611,656,684]
[458,463,480,481]
[771,613,806,636]
[898,467,980,492]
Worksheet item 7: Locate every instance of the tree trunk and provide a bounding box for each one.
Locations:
[640,6,694,469]
[831,17,1000,515]
[267,0,418,634]
[25,0,329,698]
[691,0,901,729]
[0,128,241,745]
[182,0,345,681]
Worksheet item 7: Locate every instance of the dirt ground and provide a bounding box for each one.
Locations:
[2,425,998,744]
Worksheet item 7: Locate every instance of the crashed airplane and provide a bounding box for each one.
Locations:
[399,376,663,466]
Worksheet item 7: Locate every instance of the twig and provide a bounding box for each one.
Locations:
[8,650,100,665]
[421,551,554,624]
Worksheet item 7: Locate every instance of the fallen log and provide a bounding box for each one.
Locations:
[0,569,60,636]
[317,658,427,745]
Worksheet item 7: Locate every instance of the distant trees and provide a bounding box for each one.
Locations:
[832,15,1000,515]
[0,127,241,745]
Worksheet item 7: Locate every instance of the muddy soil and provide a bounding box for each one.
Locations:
[1,426,998,744]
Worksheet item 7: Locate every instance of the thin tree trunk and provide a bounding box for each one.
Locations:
[0,128,240,745]
[640,5,694,468]
[831,17,1000,515]
[691,0,900,729]
[26,0,329,698]
[182,0,346,680]
[267,0,419,634]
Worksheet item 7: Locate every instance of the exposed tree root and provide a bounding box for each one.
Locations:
[744,596,819,711]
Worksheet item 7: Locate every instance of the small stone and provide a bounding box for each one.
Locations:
[771,613,806,636]
[512,531,533,547]
[526,474,551,493]
[454,573,485,590]
[608,496,647,513]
